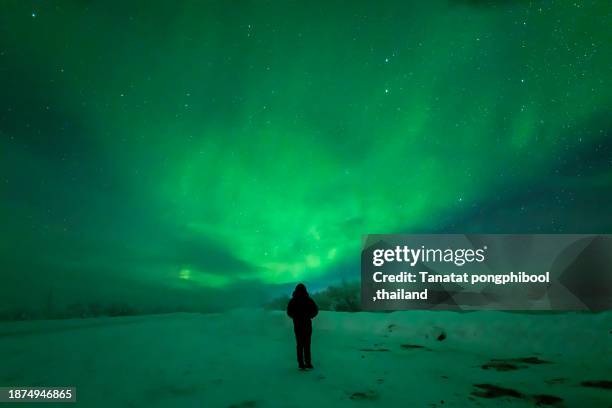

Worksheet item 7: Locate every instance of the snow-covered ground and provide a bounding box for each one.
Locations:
[1,310,611,407]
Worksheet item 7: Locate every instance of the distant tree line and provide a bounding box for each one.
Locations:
[0,281,362,321]
[266,280,361,312]
[0,302,200,322]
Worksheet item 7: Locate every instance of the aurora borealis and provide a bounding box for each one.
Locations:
[1,1,611,313]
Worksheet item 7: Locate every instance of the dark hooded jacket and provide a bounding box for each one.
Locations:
[287,284,318,322]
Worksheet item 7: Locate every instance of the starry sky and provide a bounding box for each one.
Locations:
[1,0,611,313]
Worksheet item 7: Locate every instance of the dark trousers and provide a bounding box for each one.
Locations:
[293,320,312,366]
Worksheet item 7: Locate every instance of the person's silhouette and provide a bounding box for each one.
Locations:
[286,283,318,370]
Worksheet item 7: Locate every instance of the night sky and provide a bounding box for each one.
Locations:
[1,1,611,313]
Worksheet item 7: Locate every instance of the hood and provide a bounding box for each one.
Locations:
[292,283,308,298]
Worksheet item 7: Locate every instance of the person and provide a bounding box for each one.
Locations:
[286,283,318,370]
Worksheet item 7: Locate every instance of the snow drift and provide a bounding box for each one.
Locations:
[1,310,611,407]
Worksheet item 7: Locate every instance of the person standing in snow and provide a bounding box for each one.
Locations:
[286,283,318,370]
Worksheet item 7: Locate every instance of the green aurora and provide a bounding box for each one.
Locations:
[1,0,611,313]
